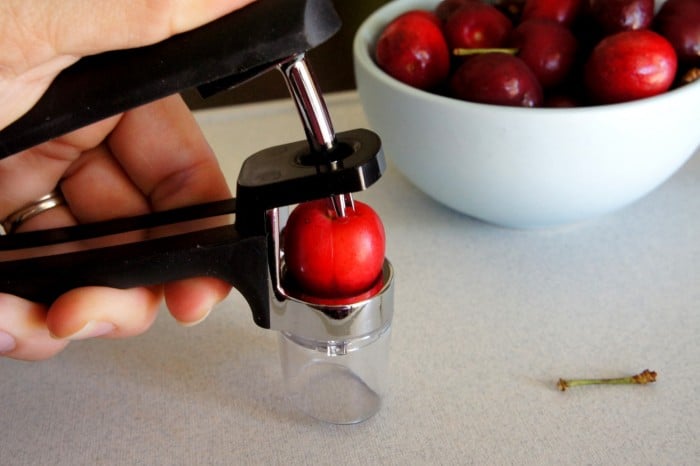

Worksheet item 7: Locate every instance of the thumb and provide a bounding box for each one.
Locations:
[0,0,256,130]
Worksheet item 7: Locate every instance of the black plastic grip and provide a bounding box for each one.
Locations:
[0,226,272,328]
[0,0,341,157]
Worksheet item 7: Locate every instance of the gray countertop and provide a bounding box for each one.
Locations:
[2,92,699,465]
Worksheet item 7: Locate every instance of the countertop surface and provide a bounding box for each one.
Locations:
[1,91,699,465]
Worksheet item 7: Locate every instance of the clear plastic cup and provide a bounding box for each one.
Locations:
[277,262,394,424]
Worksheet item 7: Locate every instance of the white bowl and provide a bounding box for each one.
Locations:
[353,0,700,228]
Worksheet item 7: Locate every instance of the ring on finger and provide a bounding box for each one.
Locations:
[1,190,66,235]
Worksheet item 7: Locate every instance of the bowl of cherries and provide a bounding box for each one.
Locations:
[353,0,700,228]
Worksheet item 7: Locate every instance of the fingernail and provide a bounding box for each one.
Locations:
[0,330,17,354]
[179,307,213,327]
[66,321,115,341]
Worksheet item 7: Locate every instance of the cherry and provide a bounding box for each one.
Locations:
[283,200,385,299]
[444,2,513,50]
[435,0,479,22]
[655,0,700,66]
[492,0,527,22]
[450,53,543,107]
[375,11,451,90]
[509,19,578,88]
[521,0,583,26]
[544,93,581,107]
[584,30,678,104]
[586,0,654,34]
[373,0,693,108]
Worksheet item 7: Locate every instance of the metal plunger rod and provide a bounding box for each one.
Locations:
[280,54,336,153]
[279,54,354,217]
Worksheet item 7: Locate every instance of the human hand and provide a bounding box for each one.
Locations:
[0,0,256,129]
[0,0,256,360]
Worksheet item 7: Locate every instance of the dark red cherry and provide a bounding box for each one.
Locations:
[492,0,527,22]
[544,93,581,107]
[584,30,678,104]
[521,0,583,26]
[586,0,654,33]
[450,53,543,107]
[375,10,451,90]
[509,19,578,88]
[435,0,479,22]
[444,2,513,50]
[655,0,700,66]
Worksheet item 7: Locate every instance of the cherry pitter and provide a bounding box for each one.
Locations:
[0,0,395,424]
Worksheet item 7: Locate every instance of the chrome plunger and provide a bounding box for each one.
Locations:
[279,54,354,217]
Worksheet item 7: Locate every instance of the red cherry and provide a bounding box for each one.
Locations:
[584,30,678,104]
[655,0,700,66]
[283,200,386,299]
[375,10,451,90]
[296,276,385,306]
[509,19,578,88]
[450,53,544,107]
[522,0,584,26]
[586,0,654,33]
[544,93,581,107]
[444,2,513,50]
[493,0,528,22]
[435,0,479,22]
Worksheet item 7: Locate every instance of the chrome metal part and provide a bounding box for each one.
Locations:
[330,193,356,219]
[279,54,336,153]
[278,54,354,218]
[265,207,285,300]
[268,261,394,341]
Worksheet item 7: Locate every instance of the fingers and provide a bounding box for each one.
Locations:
[1,95,232,360]
[164,278,232,325]
[106,95,234,323]
[1,285,162,361]
[0,116,120,220]
[0,98,186,358]
[52,95,233,326]
[0,294,68,361]
[46,286,163,340]
[61,144,151,222]
[107,94,231,208]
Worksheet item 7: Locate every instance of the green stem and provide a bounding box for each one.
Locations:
[453,47,518,57]
[557,369,657,391]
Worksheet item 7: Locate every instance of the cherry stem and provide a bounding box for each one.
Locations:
[453,47,519,57]
[557,369,657,392]
[681,68,700,85]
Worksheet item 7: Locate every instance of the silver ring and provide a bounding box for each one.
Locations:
[1,190,66,235]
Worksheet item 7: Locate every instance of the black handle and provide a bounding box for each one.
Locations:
[0,0,341,157]
[0,225,273,328]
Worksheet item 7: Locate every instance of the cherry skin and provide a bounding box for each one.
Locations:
[450,53,544,107]
[655,0,700,66]
[544,93,581,108]
[509,19,578,88]
[375,10,450,90]
[283,200,386,299]
[295,277,385,306]
[586,0,654,34]
[584,29,678,104]
[521,0,584,26]
[444,2,513,50]
[435,0,479,22]
[493,0,528,22]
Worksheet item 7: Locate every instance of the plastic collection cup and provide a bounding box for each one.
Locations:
[277,262,394,424]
